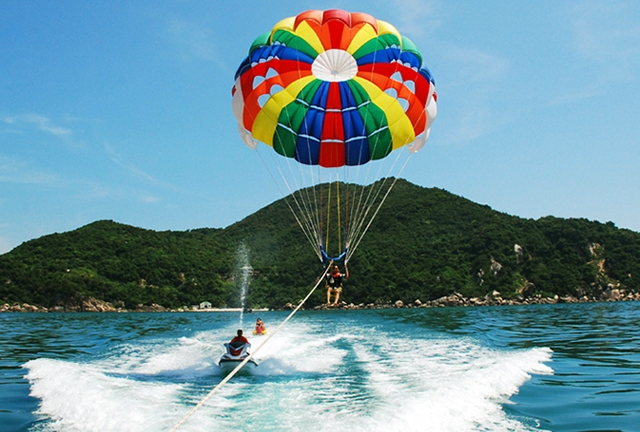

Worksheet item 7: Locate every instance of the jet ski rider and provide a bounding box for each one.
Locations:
[230,329,249,347]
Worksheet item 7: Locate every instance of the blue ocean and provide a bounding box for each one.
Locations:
[1,302,639,431]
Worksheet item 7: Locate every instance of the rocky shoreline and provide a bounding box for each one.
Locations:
[0,298,172,313]
[299,287,640,310]
[3,287,639,313]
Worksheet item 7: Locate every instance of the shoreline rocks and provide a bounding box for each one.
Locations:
[2,289,640,313]
[0,297,154,313]
[312,289,640,310]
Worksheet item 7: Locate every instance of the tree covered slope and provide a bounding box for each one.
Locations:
[2,179,639,309]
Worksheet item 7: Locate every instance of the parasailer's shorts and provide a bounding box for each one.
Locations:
[327,286,342,293]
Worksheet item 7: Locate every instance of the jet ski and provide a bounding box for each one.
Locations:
[218,342,258,374]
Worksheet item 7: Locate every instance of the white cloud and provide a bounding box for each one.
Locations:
[62,115,102,124]
[0,156,62,185]
[75,180,161,204]
[104,142,180,193]
[447,46,510,84]
[383,0,442,40]
[447,107,495,143]
[167,18,218,62]
[568,1,640,80]
[73,182,125,200]
[547,86,600,107]
[439,46,511,144]
[2,114,72,137]
[140,194,160,203]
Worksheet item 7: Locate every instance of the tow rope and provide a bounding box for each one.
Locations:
[170,263,332,431]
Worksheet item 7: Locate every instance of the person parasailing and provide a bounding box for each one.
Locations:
[326,263,349,307]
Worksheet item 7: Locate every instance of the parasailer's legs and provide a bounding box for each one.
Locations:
[326,286,342,306]
[324,261,347,307]
[332,287,341,306]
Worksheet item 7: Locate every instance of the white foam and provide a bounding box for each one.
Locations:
[25,358,184,431]
[24,320,553,431]
[348,337,553,432]
[250,323,346,375]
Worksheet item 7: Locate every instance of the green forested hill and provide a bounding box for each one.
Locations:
[2,179,639,309]
[0,221,233,309]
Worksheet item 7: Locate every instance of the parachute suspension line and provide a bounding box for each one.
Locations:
[291,56,325,260]
[346,178,397,261]
[344,171,384,261]
[170,263,332,432]
[275,103,323,256]
[319,175,324,256]
[336,180,342,255]
[277,163,322,260]
[343,45,392,261]
[344,147,411,264]
[324,176,332,252]
[342,45,418,262]
[254,147,321,261]
[291,156,322,244]
[346,153,413,262]
[288,176,320,245]
[348,169,391,249]
[320,173,348,261]
[278,180,318,253]
[298,54,325,254]
[258,54,324,262]
[344,178,350,253]
[349,41,399,250]
[324,177,342,258]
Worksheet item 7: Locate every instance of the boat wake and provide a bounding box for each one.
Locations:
[24,320,552,431]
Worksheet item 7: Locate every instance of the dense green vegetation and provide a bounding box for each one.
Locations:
[2,179,639,309]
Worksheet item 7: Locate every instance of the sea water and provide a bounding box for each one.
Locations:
[1,302,639,431]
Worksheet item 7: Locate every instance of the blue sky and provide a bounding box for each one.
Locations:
[2,1,640,254]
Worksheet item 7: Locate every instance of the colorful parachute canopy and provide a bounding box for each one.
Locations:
[232,9,437,168]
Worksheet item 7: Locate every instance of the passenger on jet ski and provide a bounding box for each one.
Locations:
[253,318,267,335]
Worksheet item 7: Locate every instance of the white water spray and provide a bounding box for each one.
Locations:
[236,242,252,329]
